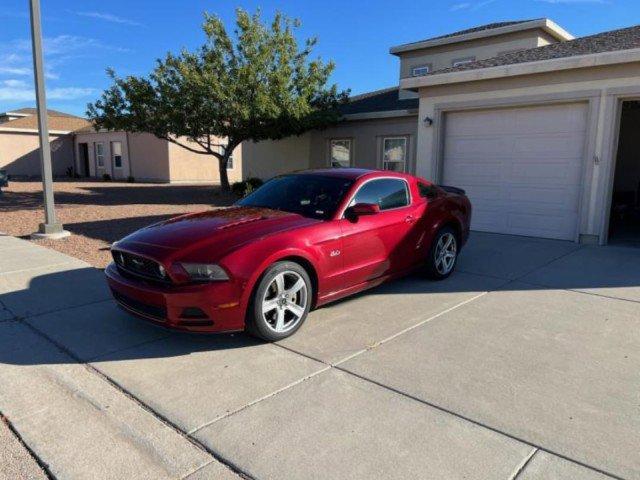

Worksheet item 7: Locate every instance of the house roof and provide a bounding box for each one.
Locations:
[390,18,573,55]
[426,24,640,77]
[3,107,79,118]
[411,20,536,44]
[341,87,418,116]
[0,110,90,132]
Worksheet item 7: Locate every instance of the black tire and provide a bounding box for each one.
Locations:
[246,261,312,341]
[425,226,459,280]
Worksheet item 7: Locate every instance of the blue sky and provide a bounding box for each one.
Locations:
[0,0,637,117]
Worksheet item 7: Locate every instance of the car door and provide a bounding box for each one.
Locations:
[338,177,418,287]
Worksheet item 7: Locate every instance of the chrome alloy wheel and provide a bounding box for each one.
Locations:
[261,270,308,334]
[434,232,457,276]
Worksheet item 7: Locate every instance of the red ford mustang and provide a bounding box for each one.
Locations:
[106,169,471,340]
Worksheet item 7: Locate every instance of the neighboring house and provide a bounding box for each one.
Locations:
[246,18,640,245]
[0,108,89,177]
[73,129,242,184]
[0,107,242,184]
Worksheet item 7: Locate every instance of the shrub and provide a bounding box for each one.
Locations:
[127,176,135,183]
[231,177,264,197]
[102,173,112,181]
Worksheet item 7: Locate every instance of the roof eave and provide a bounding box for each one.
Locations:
[389,18,573,56]
[0,127,72,135]
[400,47,640,90]
[342,109,419,121]
[1,111,31,118]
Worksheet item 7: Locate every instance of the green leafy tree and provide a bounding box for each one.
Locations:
[87,9,348,191]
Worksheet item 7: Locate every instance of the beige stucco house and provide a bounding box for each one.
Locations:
[0,108,243,184]
[0,108,89,177]
[254,19,640,246]
[73,129,242,184]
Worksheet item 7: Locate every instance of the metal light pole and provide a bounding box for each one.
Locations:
[29,0,69,239]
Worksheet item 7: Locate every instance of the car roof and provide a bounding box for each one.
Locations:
[293,168,413,181]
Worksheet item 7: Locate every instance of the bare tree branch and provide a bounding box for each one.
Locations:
[160,135,212,155]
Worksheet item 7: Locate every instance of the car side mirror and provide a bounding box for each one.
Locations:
[349,203,380,217]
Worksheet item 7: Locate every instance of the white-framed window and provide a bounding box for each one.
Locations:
[382,137,407,172]
[218,144,234,169]
[452,56,476,67]
[111,141,122,169]
[95,142,105,168]
[411,64,431,77]
[329,139,351,168]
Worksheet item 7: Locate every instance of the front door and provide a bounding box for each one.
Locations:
[339,177,416,287]
[78,143,89,176]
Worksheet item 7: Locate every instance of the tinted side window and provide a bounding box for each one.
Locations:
[352,179,409,211]
[418,182,438,199]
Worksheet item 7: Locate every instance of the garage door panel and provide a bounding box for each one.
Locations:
[507,186,580,210]
[507,213,576,239]
[461,185,505,202]
[514,135,586,158]
[442,163,503,184]
[443,103,586,241]
[445,137,512,157]
[446,110,513,136]
[509,162,582,185]
[471,209,509,231]
[513,104,587,134]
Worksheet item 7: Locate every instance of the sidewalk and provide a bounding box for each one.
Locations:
[0,234,238,479]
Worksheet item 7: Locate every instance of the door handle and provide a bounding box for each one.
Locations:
[405,215,416,224]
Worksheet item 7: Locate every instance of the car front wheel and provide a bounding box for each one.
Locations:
[246,261,312,341]
[425,227,459,280]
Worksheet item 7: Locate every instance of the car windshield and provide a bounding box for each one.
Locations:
[238,174,354,220]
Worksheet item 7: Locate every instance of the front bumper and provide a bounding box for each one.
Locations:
[105,263,245,333]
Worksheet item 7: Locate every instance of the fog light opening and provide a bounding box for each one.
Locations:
[179,307,209,319]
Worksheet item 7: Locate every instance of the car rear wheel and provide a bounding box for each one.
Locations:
[246,261,312,341]
[425,227,458,280]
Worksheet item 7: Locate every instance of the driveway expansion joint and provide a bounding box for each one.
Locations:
[337,367,623,480]
[509,448,538,480]
[15,317,252,480]
[0,412,54,480]
[187,365,331,435]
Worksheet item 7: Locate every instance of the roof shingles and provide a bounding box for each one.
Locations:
[428,24,640,76]
[0,112,90,132]
[341,88,418,116]
[396,20,537,49]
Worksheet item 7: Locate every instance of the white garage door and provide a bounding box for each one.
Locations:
[442,103,587,240]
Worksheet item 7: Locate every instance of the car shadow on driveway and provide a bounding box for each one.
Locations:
[2,236,640,367]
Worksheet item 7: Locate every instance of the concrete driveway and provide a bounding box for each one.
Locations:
[0,231,638,479]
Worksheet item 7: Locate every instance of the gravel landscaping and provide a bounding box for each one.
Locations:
[0,181,235,268]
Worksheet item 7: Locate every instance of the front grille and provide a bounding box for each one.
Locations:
[111,289,167,321]
[112,250,167,282]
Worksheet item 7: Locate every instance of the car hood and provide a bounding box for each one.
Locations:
[116,206,318,260]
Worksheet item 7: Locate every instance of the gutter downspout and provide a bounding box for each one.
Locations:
[126,131,133,179]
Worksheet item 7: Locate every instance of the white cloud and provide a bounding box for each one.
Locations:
[450,3,472,10]
[0,66,30,76]
[450,0,497,11]
[11,35,131,55]
[2,79,28,88]
[75,11,143,27]
[0,34,129,88]
[0,84,95,101]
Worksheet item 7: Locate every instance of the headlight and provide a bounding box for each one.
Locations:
[179,263,229,282]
